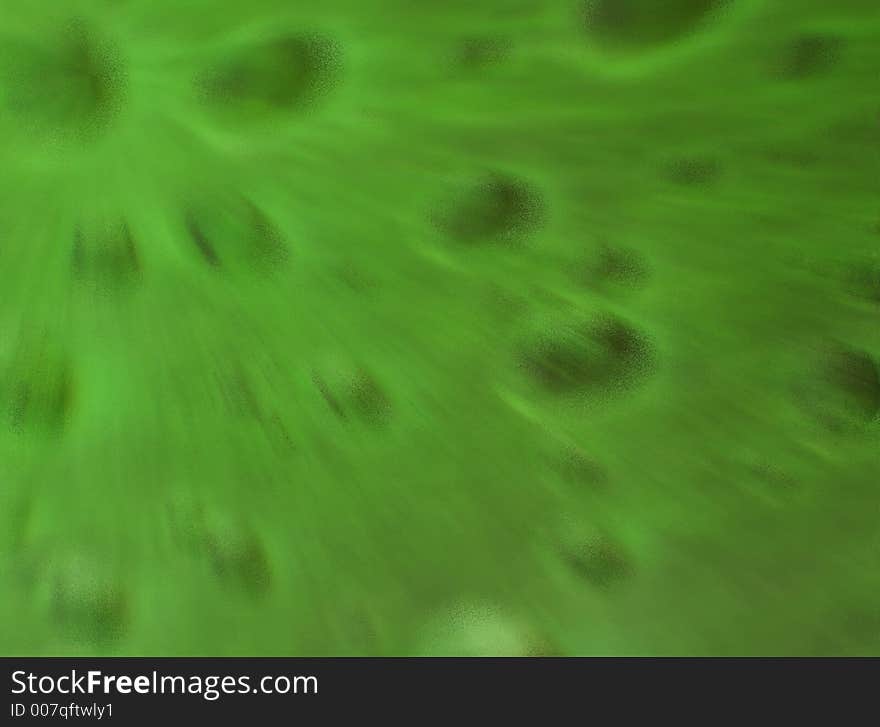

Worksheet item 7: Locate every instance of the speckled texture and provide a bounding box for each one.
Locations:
[0,0,879,655]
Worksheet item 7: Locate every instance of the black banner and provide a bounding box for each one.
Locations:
[3,658,877,722]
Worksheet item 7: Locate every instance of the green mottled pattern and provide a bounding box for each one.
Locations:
[0,0,878,655]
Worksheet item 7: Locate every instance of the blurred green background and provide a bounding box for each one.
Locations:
[0,0,878,655]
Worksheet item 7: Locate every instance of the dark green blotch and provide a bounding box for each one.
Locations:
[456,37,510,71]
[822,348,880,424]
[184,198,287,274]
[314,366,392,426]
[555,448,608,488]
[51,558,128,644]
[2,345,74,435]
[583,0,724,48]
[845,258,880,304]
[200,34,340,114]
[166,500,272,597]
[206,526,272,596]
[666,158,720,187]
[578,244,649,289]
[435,173,544,245]
[72,222,141,292]
[562,533,632,588]
[777,35,842,80]
[522,315,653,397]
[3,19,126,140]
